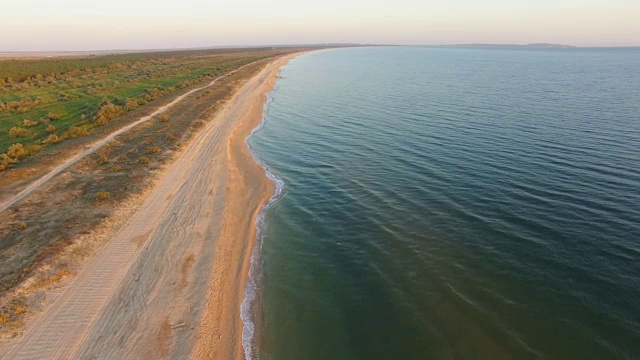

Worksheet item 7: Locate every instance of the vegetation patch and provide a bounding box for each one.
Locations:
[0,47,290,172]
[94,191,111,201]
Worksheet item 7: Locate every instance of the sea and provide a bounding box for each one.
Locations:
[243,47,640,359]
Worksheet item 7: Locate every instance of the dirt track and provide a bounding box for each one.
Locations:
[0,54,297,359]
[0,60,256,214]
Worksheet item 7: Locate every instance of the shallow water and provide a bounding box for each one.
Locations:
[246,47,640,359]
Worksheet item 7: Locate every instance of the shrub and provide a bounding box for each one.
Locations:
[159,114,169,122]
[42,134,61,144]
[47,111,61,121]
[46,124,57,133]
[0,154,17,170]
[8,127,30,138]
[111,165,122,172]
[93,101,122,126]
[6,143,27,159]
[124,98,139,111]
[146,146,162,154]
[95,191,110,200]
[145,88,163,102]
[138,157,151,164]
[24,144,41,155]
[22,119,38,127]
[12,306,27,315]
[66,126,89,138]
[16,222,28,230]
[167,135,177,142]
[97,156,108,166]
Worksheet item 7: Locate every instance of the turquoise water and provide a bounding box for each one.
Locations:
[245,47,640,359]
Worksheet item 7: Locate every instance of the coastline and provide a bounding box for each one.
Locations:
[241,87,286,359]
[0,53,303,359]
[192,53,301,360]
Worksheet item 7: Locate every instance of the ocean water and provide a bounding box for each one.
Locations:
[245,47,640,359]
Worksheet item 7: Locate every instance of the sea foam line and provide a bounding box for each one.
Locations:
[241,80,285,360]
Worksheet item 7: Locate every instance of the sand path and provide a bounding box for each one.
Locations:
[0,54,298,359]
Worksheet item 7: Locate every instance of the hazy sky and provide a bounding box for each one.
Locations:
[1,0,638,51]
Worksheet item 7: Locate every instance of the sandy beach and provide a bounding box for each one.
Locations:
[0,53,299,359]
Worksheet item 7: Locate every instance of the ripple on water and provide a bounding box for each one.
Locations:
[248,47,640,360]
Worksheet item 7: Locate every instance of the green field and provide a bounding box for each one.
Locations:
[0,48,288,170]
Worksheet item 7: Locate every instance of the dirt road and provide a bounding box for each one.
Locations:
[0,54,298,359]
[0,60,257,214]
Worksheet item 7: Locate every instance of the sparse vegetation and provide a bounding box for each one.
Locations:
[138,156,151,164]
[146,146,162,154]
[0,48,289,171]
[94,191,110,201]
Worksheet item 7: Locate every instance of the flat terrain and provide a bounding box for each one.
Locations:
[0,47,304,339]
[0,48,285,173]
[0,52,298,358]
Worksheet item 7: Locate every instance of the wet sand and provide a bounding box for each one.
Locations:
[0,53,299,359]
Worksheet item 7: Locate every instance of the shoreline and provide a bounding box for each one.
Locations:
[241,87,286,359]
[192,53,302,360]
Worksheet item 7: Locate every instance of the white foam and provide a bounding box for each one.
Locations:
[241,81,286,360]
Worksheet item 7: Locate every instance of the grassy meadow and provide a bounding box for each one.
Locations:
[0,48,287,170]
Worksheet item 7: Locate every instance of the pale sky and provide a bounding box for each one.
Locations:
[1,0,639,51]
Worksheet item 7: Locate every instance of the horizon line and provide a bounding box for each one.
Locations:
[2,43,640,55]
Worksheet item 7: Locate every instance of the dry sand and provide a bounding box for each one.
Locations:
[0,53,300,359]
